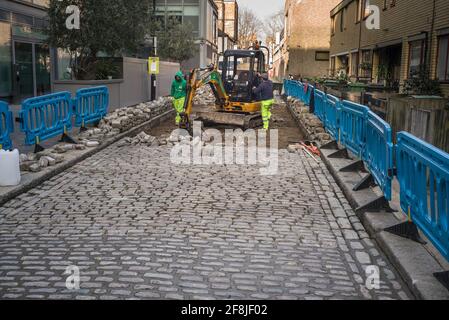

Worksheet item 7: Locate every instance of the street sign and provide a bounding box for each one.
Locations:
[148,57,159,75]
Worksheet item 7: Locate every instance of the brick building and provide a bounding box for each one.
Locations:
[274,0,341,80]
[330,0,449,96]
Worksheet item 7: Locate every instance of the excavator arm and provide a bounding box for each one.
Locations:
[180,65,229,130]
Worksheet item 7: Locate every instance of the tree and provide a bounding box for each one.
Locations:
[157,19,197,65]
[47,0,152,80]
[264,10,284,45]
[238,7,262,49]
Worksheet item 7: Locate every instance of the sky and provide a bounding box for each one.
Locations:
[237,0,285,20]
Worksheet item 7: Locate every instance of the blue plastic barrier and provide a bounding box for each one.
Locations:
[0,101,14,150]
[324,94,340,141]
[339,100,369,158]
[290,81,303,102]
[364,111,394,200]
[74,86,109,128]
[314,89,326,123]
[396,132,449,261]
[19,92,73,146]
[284,80,295,97]
[303,84,314,106]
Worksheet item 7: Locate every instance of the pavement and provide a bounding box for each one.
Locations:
[0,118,413,299]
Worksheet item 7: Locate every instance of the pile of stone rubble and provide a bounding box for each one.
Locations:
[286,96,332,146]
[19,97,173,173]
[193,86,215,105]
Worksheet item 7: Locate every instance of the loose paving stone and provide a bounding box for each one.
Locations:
[0,125,413,300]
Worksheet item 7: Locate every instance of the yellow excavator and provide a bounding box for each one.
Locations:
[179,45,269,131]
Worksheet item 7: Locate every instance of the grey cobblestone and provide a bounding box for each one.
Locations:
[0,141,412,300]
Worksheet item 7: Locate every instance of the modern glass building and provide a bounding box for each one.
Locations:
[0,0,51,104]
[154,0,218,69]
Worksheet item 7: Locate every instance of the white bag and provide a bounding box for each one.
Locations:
[0,149,21,187]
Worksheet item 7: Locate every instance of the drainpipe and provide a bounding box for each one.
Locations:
[357,1,363,81]
[427,0,437,77]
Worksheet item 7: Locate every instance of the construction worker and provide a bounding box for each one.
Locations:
[253,73,274,130]
[171,71,187,125]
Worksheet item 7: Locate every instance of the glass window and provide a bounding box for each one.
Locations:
[0,22,12,97]
[35,43,51,96]
[437,36,449,81]
[351,52,359,77]
[340,8,346,32]
[315,51,330,61]
[12,13,33,26]
[409,40,425,76]
[361,50,372,78]
[0,9,10,22]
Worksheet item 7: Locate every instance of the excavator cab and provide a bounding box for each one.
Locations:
[222,49,266,104]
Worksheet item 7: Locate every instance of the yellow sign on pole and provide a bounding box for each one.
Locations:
[148,57,159,75]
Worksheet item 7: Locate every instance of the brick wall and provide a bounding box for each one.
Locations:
[282,0,341,78]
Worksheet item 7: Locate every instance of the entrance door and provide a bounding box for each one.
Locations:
[35,44,51,96]
[13,41,34,101]
[13,41,51,103]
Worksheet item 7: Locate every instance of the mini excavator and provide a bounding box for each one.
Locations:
[179,43,269,131]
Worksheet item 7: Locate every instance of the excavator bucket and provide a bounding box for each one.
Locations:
[192,111,263,130]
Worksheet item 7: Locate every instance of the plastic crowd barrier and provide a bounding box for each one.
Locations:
[19,91,73,146]
[0,101,14,150]
[339,100,369,159]
[396,132,449,261]
[74,86,109,128]
[364,111,394,201]
[324,94,340,141]
[314,89,326,123]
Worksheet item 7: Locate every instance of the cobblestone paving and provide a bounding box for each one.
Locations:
[0,142,412,300]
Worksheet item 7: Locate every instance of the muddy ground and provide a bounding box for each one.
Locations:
[144,100,304,150]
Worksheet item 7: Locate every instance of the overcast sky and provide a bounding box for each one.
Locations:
[237,0,285,20]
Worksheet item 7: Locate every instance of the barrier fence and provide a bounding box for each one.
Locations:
[396,132,449,261]
[75,86,109,128]
[19,92,73,146]
[13,86,110,150]
[0,101,14,150]
[364,111,394,201]
[339,100,369,159]
[284,79,449,263]
[314,89,326,123]
[324,94,340,141]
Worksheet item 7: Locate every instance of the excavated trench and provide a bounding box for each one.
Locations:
[142,99,305,150]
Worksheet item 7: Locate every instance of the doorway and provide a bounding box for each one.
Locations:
[13,41,51,103]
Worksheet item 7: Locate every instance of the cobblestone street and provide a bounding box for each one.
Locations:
[0,138,413,300]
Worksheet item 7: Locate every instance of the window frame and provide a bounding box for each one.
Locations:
[315,51,330,62]
[436,35,449,82]
[408,39,426,77]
